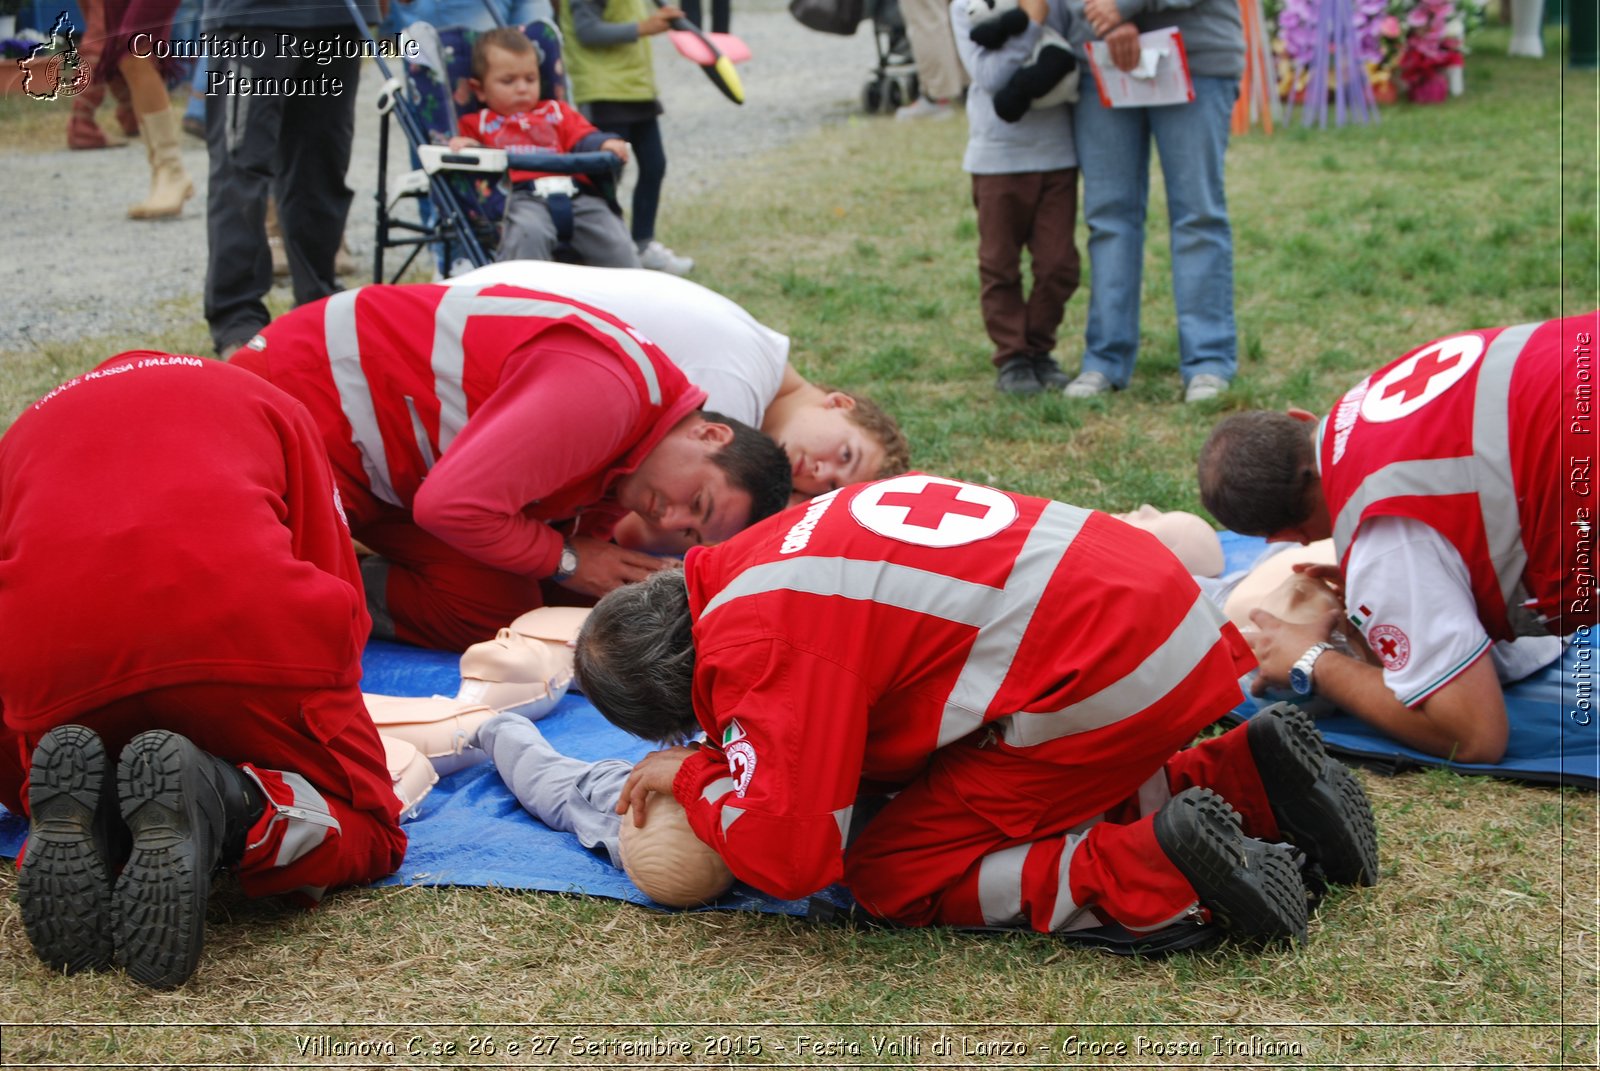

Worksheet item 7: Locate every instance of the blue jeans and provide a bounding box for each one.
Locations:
[1072,75,1239,388]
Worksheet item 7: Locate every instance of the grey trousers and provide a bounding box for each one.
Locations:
[479,713,628,867]
[497,192,641,267]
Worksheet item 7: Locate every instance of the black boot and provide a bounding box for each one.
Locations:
[1248,702,1380,887]
[113,730,264,989]
[18,725,125,974]
[1152,787,1310,944]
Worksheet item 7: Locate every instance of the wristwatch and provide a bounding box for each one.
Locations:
[1288,642,1333,697]
[553,541,579,583]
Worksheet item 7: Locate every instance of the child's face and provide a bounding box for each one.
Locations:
[476,45,542,114]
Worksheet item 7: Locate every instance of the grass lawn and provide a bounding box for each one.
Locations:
[0,21,1596,1068]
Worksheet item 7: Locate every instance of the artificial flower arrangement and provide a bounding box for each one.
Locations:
[1270,0,1483,104]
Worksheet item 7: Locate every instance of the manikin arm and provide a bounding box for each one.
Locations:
[479,713,630,867]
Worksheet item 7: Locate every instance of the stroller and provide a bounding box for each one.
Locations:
[860,0,918,114]
[788,0,916,114]
[359,6,626,282]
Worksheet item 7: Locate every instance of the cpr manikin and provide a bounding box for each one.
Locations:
[617,791,735,907]
[1113,505,1225,578]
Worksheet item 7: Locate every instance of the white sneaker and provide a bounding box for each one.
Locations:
[894,96,954,121]
[1184,373,1230,403]
[638,240,694,276]
[1062,370,1113,398]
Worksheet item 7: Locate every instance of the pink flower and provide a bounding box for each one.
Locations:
[1381,14,1401,36]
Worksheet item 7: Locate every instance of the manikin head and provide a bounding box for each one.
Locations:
[1198,409,1332,544]
[469,28,543,115]
[613,411,792,548]
[772,389,911,497]
[1113,505,1225,578]
[618,790,734,907]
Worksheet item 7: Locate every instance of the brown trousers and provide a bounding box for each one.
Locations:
[972,169,1081,367]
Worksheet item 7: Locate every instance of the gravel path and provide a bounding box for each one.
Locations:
[0,1,883,352]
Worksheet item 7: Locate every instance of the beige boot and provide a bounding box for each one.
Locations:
[128,109,194,220]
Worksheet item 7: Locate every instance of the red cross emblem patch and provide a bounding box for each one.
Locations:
[1360,334,1483,424]
[1369,623,1411,671]
[849,475,1018,548]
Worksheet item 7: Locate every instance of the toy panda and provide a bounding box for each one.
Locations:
[965,0,1080,122]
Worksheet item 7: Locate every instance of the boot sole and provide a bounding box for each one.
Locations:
[1154,787,1309,944]
[114,731,213,989]
[18,725,115,974]
[1250,704,1380,886]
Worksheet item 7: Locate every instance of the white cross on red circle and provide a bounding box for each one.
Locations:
[1360,334,1484,424]
[849,475,1018,548]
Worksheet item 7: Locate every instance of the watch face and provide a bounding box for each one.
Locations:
[1289,666,1312,695]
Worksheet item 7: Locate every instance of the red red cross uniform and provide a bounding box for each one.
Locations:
[671,474,1265,933]
[1318,313,1590,641]
[232,282,707,650]
[0,354,406,901]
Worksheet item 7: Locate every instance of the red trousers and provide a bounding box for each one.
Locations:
[2,681,405,900]
[846,719,1276,933]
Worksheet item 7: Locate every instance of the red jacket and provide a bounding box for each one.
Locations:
[671,474,1255,900]
[459,100,608,184]
[0,353,368,730]
[1319,313,1589,640]
[241,282,706,579]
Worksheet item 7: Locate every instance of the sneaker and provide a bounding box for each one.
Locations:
[894,95,954,120]
[638,240,694,276]
[995,355,1043,395]
[1248,702,1379,887]
[114,730,264,989]
[1153,787,1309,944]
[1184,372,1230,403]
[1030,353,1072,390]
[1062,369,1113,399]
[18,725,121,975]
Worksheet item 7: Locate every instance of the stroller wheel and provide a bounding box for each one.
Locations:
[887,77,905,111]
[863,76,884,114]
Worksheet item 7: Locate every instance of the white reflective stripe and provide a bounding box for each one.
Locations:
[938,502,1090,746]
[243,769,341,870]
[403,396,437,469]
[428,289,662,452]
[326,288,403,507]
[721,803,744,834]
[998,591,1232,747]
[833,804,853,846]
[1134,769,1172,818]
[976,842,1031,926]
[1332,456,1479,557]
[1473,321,1538,607]
[699,556,1005,627]
[1047,831,1096,932]
[701,776,736,804]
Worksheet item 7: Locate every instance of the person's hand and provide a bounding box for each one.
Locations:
[448,135,481,151]
[1245,606,1341,695]
[640,6,684,34]
[555,534,673,599]
[617,745,698,826]
[1083,0,1123,36]
[599,137,630,165]
[1292,561,1346,600]
[1104,21,1140,70]
[1018,0,1048,22]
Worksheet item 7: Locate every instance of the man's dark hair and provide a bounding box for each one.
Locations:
[1197,411,1320,535]
[703,410,792,528]
[575,569,699,743]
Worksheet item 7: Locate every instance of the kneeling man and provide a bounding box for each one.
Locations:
[577,475,1379,942]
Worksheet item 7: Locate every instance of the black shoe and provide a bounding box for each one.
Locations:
[1153,787,1309,944]
[1248,702,1379,887]
[114,731,263,989]
[995,355,1043,395]
[18,725,121,974]
[1030,353,1072,390]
